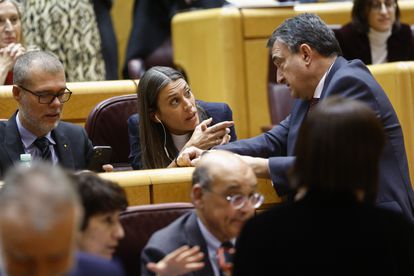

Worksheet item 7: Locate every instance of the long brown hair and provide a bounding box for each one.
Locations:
[291,96,385,203]
[138,66,207,169]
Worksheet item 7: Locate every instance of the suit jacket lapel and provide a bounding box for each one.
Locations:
[52,126,75,169]
[4,112,25,165]
[184,211,215,276]
[320,56,344,99]
[287,100,308,155]
[288,57,345,155]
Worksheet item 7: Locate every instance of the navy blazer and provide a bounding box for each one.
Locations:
[69,252,124,276]
[218,57,414,221]
[335,23,414,65]
[141,211,214,276]
[127,100,236,169]
[0,112,94,178]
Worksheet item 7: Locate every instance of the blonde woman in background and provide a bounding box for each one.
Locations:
[0,0,25,85]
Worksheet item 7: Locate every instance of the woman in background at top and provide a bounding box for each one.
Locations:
[335,0,414,64]
[128,66,236,170]
[0,0,25,85]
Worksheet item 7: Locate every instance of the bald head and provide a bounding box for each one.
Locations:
[191,151,258,242]
[0,163,82,275]
[192,150,256,190]
[0,162,81,230]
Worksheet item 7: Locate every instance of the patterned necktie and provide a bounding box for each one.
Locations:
[217,241,235,276]
[33,137,52,161]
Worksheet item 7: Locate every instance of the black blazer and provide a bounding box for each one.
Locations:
[127,100,237,169]
[234,192,414,275]
[335,23,414,65]
[0,112,94,178]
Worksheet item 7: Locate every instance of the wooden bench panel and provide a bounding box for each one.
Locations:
[99,167,282,207]
[0,79,138,125]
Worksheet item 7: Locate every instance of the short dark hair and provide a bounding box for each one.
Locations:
[291,96,385,203]
[267,13,342,57]
[352,0,401,33]
[70,171,128,231]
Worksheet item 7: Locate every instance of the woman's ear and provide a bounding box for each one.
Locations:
[150,111,161,123]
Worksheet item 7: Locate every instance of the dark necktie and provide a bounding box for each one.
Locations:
[217,241,235,276]
[308,97,320,113]
[33,137,52,161]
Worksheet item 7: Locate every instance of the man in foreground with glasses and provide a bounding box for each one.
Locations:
[0,50,94,177]
[141,150,262,276]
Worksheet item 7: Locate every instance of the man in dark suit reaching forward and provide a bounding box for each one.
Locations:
[0,51,94,178]
[177,13,414,222]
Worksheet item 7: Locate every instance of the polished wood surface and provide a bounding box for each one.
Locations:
[0,79,138,125]
[99,167,282,207]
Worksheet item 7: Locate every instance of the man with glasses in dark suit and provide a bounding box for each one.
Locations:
[0,50,94,178]
[141,150,263,276]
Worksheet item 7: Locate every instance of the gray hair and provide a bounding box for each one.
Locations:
[0,162,82,231]
[13,51,64,86]
[267,13,342,57]
[192,166,212,189]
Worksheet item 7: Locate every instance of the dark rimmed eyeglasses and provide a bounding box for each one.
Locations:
[204,189,264,210]
[18,85,72,104]
[370,0,396,12]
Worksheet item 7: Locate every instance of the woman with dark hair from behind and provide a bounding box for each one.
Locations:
[233,96,414,275]
[335,0,414,64]
[128,66,236,170]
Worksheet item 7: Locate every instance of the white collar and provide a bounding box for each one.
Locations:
[313,58,336,99]
[171,132,191,152]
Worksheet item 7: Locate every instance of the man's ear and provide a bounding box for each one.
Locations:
[191,184,204,207]
[12,85,21,101]
[299,43,312,66]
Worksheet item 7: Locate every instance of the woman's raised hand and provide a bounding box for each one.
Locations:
[186,118,233,150]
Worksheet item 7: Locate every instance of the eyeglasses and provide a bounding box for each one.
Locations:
[18,85,72,104]
[204,189,264,210]
[370,0,396,12]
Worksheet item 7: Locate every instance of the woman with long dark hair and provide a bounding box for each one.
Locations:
[128,66,236,169]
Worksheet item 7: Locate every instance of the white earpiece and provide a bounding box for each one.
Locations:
[155,115,161,123]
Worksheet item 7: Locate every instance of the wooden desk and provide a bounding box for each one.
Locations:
[173,2,414,138]
[0,79,138,125]
[99,167,281,207]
